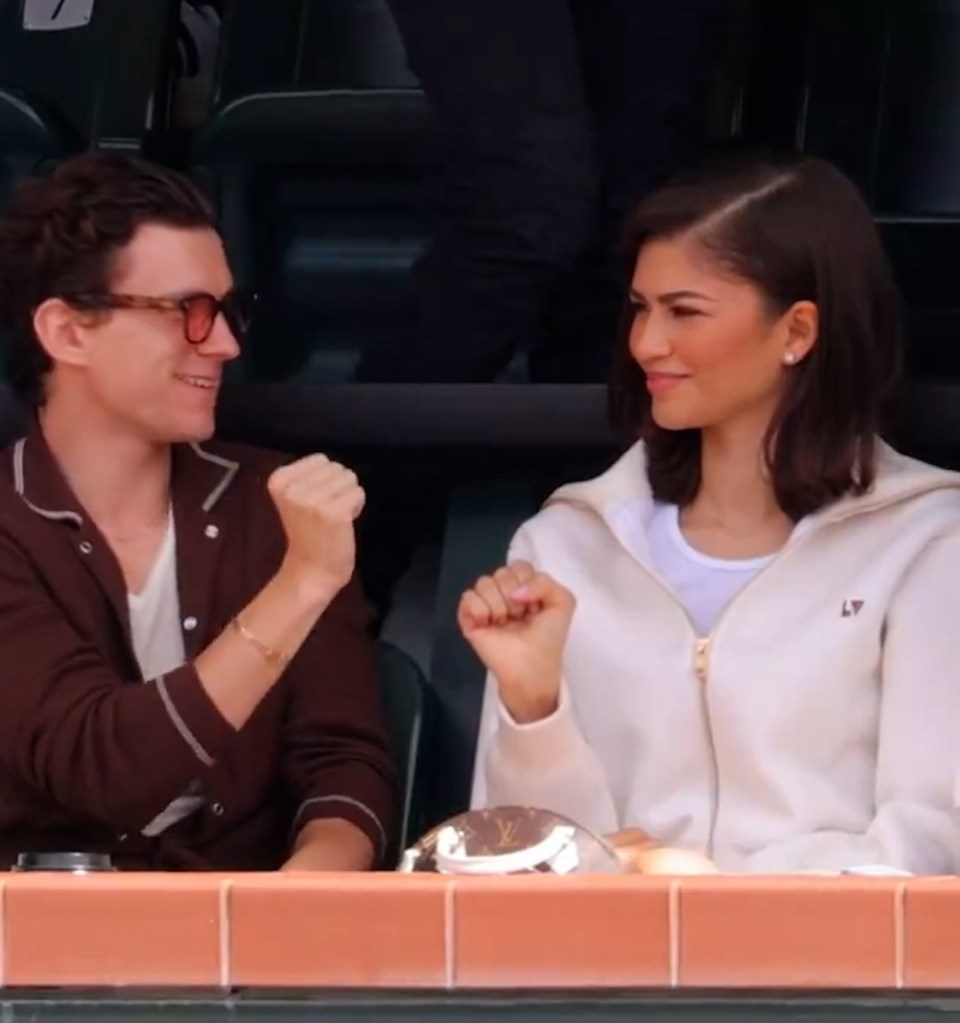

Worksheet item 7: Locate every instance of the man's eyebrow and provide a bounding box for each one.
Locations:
[149,288,231,301]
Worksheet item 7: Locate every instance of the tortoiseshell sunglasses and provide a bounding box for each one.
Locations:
[63,288,257,344]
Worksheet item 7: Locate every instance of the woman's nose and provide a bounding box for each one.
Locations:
[629,310,672,361]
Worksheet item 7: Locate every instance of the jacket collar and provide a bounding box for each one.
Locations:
[11,420,240,527]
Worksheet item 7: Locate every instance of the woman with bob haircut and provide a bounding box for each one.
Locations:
[460,153,960,874]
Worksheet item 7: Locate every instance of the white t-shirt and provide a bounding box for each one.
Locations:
[646,501,775,636]
[128,509,185,679]
[126,510,204,837]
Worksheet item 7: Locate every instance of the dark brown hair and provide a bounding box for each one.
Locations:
[609,153,903,520]
[0,151,214,407]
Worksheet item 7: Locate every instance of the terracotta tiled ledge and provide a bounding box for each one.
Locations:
[1,872,959,990]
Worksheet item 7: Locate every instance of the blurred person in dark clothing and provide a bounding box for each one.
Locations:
[356,0,732,383]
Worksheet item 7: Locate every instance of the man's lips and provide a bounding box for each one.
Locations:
[174,373,219,391]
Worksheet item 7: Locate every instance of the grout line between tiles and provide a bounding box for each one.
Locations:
[894,881,905,990]
[444,880,456,990]
[669,880,680,988]
[219,879,232,990]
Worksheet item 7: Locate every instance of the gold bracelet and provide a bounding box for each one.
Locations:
[231,615,291,669]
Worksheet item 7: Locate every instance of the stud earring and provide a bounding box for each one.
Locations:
[783,351,798,365]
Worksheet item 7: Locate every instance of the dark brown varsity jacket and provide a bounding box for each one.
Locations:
[0,423,395,870]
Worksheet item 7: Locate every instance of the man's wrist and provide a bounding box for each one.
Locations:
[274,559,341,614]
[282,817,375,871]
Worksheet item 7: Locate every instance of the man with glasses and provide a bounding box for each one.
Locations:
[0,152,395,870]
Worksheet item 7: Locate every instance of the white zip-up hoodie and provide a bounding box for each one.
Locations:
[471,440,960,874]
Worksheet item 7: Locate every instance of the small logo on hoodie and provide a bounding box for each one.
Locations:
[841,599,864,618]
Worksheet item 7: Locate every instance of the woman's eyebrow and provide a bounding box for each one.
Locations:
[657,289,718,303]
[628,287,718,303]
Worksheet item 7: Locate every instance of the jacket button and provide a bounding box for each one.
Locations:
[117,833,128,843]
[211,801,225,816]
[204,524,219,539]
[78,540,93,555]
[183,615,198,631]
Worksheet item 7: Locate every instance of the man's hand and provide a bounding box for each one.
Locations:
[269,455,365,607]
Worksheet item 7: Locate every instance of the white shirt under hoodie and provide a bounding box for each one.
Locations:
[471,439,960,874]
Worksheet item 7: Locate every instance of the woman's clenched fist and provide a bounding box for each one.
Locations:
[458,560,575,723]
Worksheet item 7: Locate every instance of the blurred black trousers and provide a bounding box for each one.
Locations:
[355,0,729,383]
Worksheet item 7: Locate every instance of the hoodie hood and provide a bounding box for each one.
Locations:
[545,438,960,556]
[544,437,957,572]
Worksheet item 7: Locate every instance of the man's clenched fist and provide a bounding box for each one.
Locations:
[268,454,365,603]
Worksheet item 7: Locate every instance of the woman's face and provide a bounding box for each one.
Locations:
[627,233,815,433]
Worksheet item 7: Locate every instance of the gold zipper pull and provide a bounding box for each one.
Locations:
[694,638,710,681]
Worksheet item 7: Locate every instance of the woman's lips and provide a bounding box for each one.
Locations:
[644,372,688,395]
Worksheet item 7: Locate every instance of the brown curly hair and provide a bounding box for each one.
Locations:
[0,152,214,407]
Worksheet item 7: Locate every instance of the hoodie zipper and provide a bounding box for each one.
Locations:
[616,555,721,858]
[689,532,818,858]
[625,533,811,862]
[692,636,720,859]
[694,638,710,679]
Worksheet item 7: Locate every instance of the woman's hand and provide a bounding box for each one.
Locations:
[458,560,575,723]
[606,827,660,873]
[606,828,719,875]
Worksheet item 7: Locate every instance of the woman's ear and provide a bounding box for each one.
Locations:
[781,300,818,366]
[32,298,95,369]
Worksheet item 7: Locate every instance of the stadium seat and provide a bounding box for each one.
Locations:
[193,0,432,383]
[376,639,433,861]
[0,0,180,200]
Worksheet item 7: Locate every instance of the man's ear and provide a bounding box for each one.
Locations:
[781,299,818,364]
[32,298,96,369]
